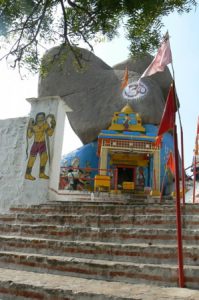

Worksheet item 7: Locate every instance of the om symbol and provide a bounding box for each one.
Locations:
[123,81,148,100]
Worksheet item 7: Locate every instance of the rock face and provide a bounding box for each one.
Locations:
[38,46,173,144]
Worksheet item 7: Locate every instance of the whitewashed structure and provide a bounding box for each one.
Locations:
[0,96,72,211]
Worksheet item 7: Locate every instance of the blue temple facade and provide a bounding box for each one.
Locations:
[61,104,174,195]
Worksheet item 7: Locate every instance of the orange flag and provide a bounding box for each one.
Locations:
[121,67,128,90]
[166,152,175,175]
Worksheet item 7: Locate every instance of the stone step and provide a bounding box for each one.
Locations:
[1,213,199,229]
[0,251,181,287]
[48,196,174,205]
[0,223,199,245]
[0,268,199,300]
[3,199,199,295]
[48,195,149,204]
[0,251,198,289]
[9,203,199,216]
[0,235,198,266]
[9,205,178,216]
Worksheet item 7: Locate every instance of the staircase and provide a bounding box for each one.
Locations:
[0,195,199,299]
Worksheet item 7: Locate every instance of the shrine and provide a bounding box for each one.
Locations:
[61,103,174,196]
[96,103,158,193]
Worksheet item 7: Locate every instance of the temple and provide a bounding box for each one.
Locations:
[61,103,174,196]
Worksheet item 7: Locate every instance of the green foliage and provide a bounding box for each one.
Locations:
[0,0,197,74]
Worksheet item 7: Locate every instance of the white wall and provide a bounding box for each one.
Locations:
[0,96,71,211]
[0,117,29,210]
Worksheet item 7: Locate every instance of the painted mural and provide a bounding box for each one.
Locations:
[25,112,56,180]
[60,142,98,191]
[59,163,91,191]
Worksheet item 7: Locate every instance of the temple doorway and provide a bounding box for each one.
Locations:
[117,166,135,190]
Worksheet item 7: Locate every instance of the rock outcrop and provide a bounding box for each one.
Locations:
[38,46,172,144]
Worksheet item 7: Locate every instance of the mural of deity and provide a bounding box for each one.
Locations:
[25,112,56,180]
[59,158,93,191]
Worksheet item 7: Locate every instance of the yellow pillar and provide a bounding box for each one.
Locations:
[99,147,108,175]
[151,149,161,196]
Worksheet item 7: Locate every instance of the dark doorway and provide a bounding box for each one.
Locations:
[117,167,134,187]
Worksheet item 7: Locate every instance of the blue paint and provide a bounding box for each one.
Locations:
[61,124,175,194]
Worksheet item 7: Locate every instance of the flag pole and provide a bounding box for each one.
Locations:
[180,125,186,205]
[193,117,199,203]
[171,60,185,287]
[173,123,185,287]
[193,155,196,204]
[171,64,185,205]
[169,34,184,287]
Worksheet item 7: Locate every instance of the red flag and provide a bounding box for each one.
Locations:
[157,84,177,136]
[121,67,129,90]
[141,33,172,78]
[166,152,175,175]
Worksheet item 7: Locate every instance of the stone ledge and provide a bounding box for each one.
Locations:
[0,268,199,300]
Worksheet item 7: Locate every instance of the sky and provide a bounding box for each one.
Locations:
[0,6,198,170]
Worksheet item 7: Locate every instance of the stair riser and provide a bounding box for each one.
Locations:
[9,206,199,216]
[0,240,199,265]
[10,207,177,215]
[0,252,198,289]
[1,216,199,229]
[0,282,82,300]
[0,253,179,288]
[0,227,199,245]
[0,216,180,228]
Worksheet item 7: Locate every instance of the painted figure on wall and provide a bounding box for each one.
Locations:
[136,166,145,189]
[59,159,93,191]
[123,115,130,131]
[25,112,56,180]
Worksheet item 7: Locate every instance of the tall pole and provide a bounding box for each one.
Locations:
[180,125,186,205]
[193,117,199,203]
[171,65,186,205]
[173,124,184,287]
[193,155,196,204]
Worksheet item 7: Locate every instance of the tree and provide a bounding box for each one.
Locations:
[0,0,197,74]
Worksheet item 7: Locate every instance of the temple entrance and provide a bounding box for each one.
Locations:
[117,167,135,189]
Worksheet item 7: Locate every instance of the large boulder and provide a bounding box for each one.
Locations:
[38,46,173,144]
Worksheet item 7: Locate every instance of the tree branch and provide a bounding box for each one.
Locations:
[59,0,83,68]
[5,0,49,70]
